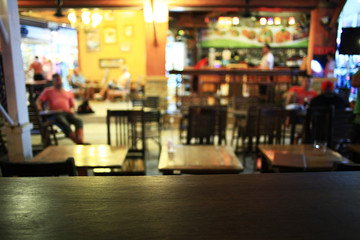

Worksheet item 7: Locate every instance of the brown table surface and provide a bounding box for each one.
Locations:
[158,145,243,174]
[258,144,350,171]
[31,145,128,174]
[1,172,360,239]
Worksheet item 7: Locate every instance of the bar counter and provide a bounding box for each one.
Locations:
[169,66,306,79]
[1,172,359,239]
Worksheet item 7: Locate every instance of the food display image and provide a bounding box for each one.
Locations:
[275,29,291,43]
[230,29,240,37]
[258,28,273,44]
[200,25,308,48]
[242,29,256,39]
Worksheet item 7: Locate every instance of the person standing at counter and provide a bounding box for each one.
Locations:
[260,44,274,70]
[193,55,208,92]
[324,52,336,78]
[27,56,44,80]
[259,44,274,97]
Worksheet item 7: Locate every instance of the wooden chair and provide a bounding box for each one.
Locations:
[234,105,258,155]
[144,96,159,109]
[0,157,77,177]
[303,105,335,146]
[178,95,213,143]
[94,109,145,175]
[231,96,262,146]
[252,107,296,171]
[331,108,354,157]
[28,104,58,149]
[186,105,218,145]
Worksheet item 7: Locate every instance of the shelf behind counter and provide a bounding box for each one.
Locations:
[169,67,307,104]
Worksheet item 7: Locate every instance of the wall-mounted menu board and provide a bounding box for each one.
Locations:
[200,26,309,48]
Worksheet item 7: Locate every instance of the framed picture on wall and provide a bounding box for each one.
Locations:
[124,25,133,37]
[104,27,117,44]
[99,58,125,68]
[86,29,101,51]
[120,42,131,52]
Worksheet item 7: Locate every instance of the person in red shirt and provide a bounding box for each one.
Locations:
[37,73,86,144]
[283,75,318,106]
[192,55,208,92]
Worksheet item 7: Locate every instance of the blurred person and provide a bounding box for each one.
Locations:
[283,75,318,106]
[95,65,131,100]
[323,52,336,78]
[27,56,44,80]
[37,73,87,144]
[193,54,208,92]
[70,67,87,100]
[259,44,274,96]
[309,80,347,110]
[260,44,274,70]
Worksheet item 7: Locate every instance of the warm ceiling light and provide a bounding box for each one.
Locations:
[144,0,168,23]
[232,17,240,25]
[260,17,267,25]
[225,17,232,25]
[91,11,103,27]
[81,9,91,25]
[288,16,296,25]
[67,10,76,26]
[274,17,281,25]
[153,0,168,23]
[218,16,225,25]
[267,18,274,25]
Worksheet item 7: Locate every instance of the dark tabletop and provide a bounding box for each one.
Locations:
[1,172,360,239]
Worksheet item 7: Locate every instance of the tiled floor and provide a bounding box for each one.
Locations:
[4,99,256,175]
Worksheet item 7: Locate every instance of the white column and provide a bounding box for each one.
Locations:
[0,0,33,161]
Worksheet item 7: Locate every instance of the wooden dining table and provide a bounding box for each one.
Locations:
[258,144,351,172]
[31,145,128,175]
[158,145,243,174]
[1,172,360,239]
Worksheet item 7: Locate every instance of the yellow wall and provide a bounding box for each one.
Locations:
[78,10,146,84]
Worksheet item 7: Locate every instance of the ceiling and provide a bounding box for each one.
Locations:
[17,0,346,27]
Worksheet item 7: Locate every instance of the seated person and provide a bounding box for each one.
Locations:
[95,65,131,101]
[37,73,87,144]
[70,67,87,100]
[283,75,318,107]
[309,80,347,110]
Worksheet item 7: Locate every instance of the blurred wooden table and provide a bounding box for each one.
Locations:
[31,145,128,175]
[1,172,360,239]
[158,145,243,174]
[258,144,350,172]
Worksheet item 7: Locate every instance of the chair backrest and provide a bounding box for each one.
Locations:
[332,108,354,150]
[233,96,262,110]
[179,96,210,114]
[144,96,159,109]
[255,106,296,147]
[187,106,217,144]
[304,105,335,146]
[107,109,145,158]
[0,157,77,177]
[28,104,43,135]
